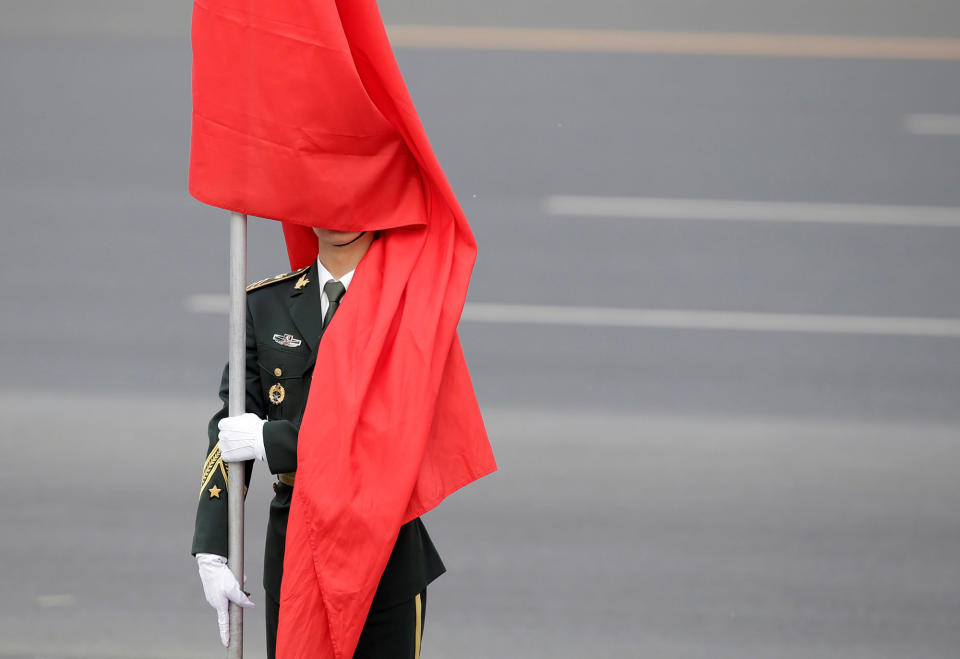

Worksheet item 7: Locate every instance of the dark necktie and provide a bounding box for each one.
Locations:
[322,280,346,329]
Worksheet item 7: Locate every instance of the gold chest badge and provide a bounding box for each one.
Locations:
[268,383,286,405]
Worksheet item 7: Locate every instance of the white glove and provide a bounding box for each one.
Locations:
[197,553,255,647]
[218,413,267,462]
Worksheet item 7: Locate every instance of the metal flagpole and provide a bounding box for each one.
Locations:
[227,211,247,658]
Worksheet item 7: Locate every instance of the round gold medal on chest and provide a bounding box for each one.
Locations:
[268,383,286,405]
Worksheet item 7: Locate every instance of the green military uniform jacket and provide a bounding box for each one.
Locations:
[192,261,445,610]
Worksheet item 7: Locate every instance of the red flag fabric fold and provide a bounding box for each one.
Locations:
[189,1,496,657]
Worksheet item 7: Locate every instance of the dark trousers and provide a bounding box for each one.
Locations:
[266,589,427,659]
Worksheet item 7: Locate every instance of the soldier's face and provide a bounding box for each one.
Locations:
[313,228,365,247]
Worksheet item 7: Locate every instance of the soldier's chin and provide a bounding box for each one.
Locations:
[313,228,367,246]
[332,231,367,247]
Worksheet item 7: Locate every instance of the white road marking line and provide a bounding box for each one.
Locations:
[544,196,960,228]
[186,294,231,314]
[462,304,960,337]
[905,114,960,136]
[386,25,960,61]
[35,594,77,608]
[187,296,960,337]
[5,14,960,61]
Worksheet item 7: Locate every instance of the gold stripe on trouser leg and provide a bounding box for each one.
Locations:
[414,593,422,659]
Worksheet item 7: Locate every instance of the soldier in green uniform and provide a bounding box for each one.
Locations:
[192,228,445,659]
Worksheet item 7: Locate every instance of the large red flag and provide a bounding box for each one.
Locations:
[189,1,497,657]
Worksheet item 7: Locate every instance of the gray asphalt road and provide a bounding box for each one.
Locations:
[3,397,959,659]
[6,0,960,37]
[1,1,959,657]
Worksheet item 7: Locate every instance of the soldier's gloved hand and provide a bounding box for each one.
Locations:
[197,553,255,647]
[217,413,267,462]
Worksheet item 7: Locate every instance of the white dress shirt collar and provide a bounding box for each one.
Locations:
[316,258,355,292]
[316,258,355,321]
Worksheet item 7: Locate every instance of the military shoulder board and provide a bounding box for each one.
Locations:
[246,266,310,293]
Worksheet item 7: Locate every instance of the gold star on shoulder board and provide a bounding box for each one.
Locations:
[208,484,222,499]
[295,274,310,289]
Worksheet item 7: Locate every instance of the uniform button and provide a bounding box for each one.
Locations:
[274,368,282,377]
